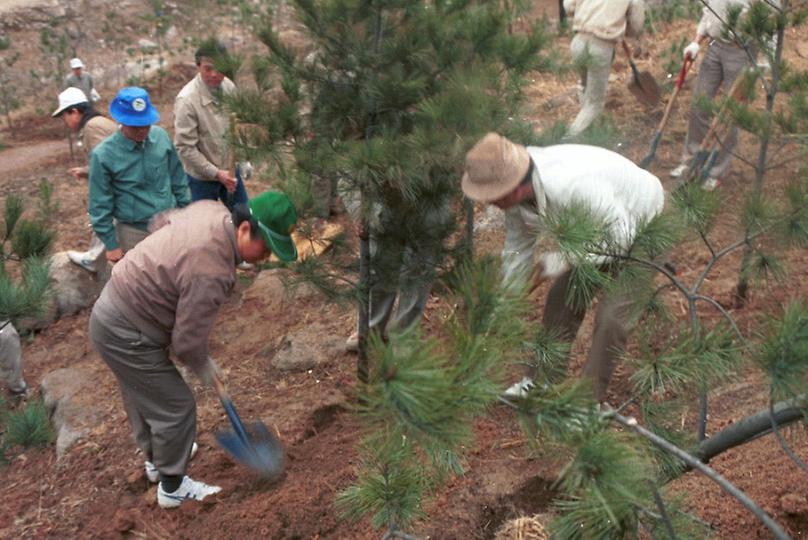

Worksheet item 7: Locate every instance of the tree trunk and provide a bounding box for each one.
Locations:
[693,399,805,464]
[357,213,371,384]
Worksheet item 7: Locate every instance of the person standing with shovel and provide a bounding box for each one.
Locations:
[669,0,762,190]
[89,191,297,508]
[563,0,647,137]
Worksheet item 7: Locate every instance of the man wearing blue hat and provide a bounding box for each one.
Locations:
[90,191,297,508]
[89,87,191,263]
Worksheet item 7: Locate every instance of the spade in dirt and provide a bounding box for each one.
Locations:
[214,375,285,479]
[622,41,661,107]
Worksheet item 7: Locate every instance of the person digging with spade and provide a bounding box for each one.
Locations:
[89,191,297,508]
[461,133,664,402]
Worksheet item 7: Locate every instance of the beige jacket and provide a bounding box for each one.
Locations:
[105,200,240,375]
[564,0,646,43]
[173,74,237,181]
[76,114,116,176]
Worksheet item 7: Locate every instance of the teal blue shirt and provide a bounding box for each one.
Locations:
[89,126,191,250]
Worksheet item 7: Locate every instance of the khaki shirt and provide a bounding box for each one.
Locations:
[75,115,117,176]
[173,74,237,181]
[106,201,240,375]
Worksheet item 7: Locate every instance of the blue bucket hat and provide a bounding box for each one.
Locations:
[109,87,160,127]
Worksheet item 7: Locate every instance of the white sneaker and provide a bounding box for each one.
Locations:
[144,442,198,483]
[66,250,98,272]
[237,261,255,271]
[502,377,535,399]
[157,476,221,509]
[701,177,720,191]
[669,164,688,178]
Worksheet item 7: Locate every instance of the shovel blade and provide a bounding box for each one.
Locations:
[628,71,662,107]
[216,421,285,478]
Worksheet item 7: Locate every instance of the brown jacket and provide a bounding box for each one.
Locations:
[105,200,241,374]
[173,74,237,181]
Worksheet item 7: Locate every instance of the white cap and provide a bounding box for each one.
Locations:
[69,57,84,69]
[52,87,89,117]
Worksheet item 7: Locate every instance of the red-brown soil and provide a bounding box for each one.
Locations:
[1,3,807,539]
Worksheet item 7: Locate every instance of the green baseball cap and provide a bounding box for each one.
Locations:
[248,191,298,262]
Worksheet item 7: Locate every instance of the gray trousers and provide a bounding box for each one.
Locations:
[569,33,615,137]
[534,269,633,401]
[365,234,438,334]
[0,322,25,393]
[89,289,195,476]
[681,40,752,179]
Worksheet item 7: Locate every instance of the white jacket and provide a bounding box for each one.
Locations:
[501,144,664,287]
[564,0,646,43]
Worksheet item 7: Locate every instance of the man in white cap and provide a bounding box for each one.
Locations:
[89,86,191,263]
[461,133,664,401]
[52,87,117,272]
[64,58,96,102]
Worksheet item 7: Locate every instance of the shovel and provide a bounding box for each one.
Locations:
[213,375,285,478]
[622,41,661,107]
[640,55,695,169]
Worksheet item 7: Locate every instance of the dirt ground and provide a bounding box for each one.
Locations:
[1,2,807,539]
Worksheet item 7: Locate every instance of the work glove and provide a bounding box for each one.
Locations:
[197,357,222,387]
[683,41,701,60]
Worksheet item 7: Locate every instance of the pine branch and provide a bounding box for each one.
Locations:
[769,394,808,473]
[609,409,791,540]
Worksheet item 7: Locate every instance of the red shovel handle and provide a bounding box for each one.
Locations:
[676,56,694,89]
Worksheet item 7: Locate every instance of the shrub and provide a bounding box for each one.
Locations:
[5,399,54,449]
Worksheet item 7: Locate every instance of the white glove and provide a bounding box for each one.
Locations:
[683,41,701,60]
[90,88,101,102]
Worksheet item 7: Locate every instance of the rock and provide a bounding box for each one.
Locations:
[241,269,317,312]
[41,367,104,458]
[138,38,158,50]
[271,323,342,372]
[49,251,108,318]
[780,493,808,515]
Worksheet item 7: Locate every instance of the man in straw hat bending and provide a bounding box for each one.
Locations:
[461,133,664,401]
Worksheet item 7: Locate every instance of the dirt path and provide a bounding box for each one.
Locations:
[0,140,69,177]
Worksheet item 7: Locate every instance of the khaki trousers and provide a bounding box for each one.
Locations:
[115,222,150,252]
[681,40,752,179]
[89,288,195,476]
[569,33,615,137]
[535,269,633,401]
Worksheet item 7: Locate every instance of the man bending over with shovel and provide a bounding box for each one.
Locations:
[461,133,664,401]
[90,192,297,508]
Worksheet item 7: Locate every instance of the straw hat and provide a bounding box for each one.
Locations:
[461,132,531,203]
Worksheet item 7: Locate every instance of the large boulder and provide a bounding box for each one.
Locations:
[41,367,104,457]
[241,269,318,312]
[271,322,343,372]
[49,251,108,318]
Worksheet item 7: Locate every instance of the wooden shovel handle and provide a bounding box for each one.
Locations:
[655,56,695,133]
